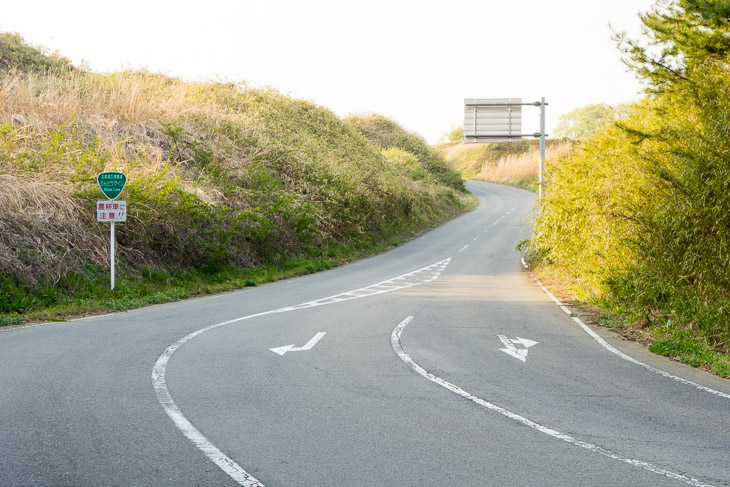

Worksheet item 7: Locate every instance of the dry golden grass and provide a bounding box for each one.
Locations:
[1,63,471,294]
[435,141,574,189]
[0,69,249,200]
[1,69,210,128]
[475,142,574,184]
[0,174,108,287]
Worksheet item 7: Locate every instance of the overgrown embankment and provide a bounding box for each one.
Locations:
[434,139,573,191]
[527,0,730,376]
[0,34,473,323]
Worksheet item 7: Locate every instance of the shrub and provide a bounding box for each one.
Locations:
[0,37,471,311]
[531,68,730,351]
[0,32,73,75]
[345,114,465,191]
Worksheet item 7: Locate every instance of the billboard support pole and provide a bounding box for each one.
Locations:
[539,97,546,200]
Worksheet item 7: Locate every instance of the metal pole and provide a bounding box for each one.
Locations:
[472,104,477,141]
[110,221,115,290]
[539,97,546,199]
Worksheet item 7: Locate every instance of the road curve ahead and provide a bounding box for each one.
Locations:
[1,181,728,487]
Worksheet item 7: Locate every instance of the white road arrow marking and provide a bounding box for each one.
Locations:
[513,337,539,349]
[394,318,715,487]
[498,335,539,362]
[270,332,326,356]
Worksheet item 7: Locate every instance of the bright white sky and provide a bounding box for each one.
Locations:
[2,0,655,143]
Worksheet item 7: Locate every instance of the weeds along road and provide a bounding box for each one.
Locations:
[1,180,729,487]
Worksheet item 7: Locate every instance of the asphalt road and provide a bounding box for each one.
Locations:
[1,181,728,487]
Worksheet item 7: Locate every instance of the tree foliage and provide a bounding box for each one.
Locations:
[534,0,730,352]
[615,0,730,93]
[445,126,464,143]
[553,103,617,141]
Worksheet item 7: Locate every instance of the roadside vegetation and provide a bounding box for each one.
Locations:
[0,33,474,324]
[527,0,730,377]
[552,103,626,142]
[434,139,574,191]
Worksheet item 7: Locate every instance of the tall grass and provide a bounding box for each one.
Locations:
[345,114,465,191]
[435,140,574,191]
[0,34,473,319]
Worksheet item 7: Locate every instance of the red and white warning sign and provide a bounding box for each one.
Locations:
[97,200,127,222]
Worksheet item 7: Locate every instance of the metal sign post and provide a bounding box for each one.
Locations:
[97,200,127,289]
[464,98,548,197]
[96,172,128,290]
[539,97,546,199]
[111,220,115,290]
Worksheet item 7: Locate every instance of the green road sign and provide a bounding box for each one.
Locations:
[97,171,127,200]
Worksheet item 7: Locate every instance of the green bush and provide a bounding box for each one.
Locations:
[345,114,465,191]
[0,35,472,319]
[0,32,73,74]
[532,0,730,352]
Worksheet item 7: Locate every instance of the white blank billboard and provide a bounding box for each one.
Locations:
[464,98,522,143]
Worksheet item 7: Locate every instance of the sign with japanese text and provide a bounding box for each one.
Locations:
[96,200,127,222]
[97,172,127,200]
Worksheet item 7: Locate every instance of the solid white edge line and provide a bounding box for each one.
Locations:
[152,258,452,487]
[152,312,270,487]
[390,316,715,487]
[520,253,730,400]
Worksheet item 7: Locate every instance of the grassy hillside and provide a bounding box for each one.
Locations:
[345,114,465,191]
[0,32,73,74]
[434,139,573,191]
[0,33,473,323]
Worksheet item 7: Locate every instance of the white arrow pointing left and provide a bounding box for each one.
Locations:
[270,332,327,356]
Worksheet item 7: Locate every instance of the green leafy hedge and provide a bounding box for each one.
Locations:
[531,2,730,353]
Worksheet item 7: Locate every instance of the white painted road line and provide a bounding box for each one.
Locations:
[152,258,452,487]
[520,253,730,400]
[391,316,716,487]
[270,332,327,356]
[152,327,266,487]
[458,245,469,252]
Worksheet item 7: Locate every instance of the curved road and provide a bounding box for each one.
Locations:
[1,181,728,486]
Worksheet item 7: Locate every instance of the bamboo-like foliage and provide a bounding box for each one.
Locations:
[531,62,730,352]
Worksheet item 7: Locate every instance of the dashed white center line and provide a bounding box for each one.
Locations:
[458,245,469,252]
